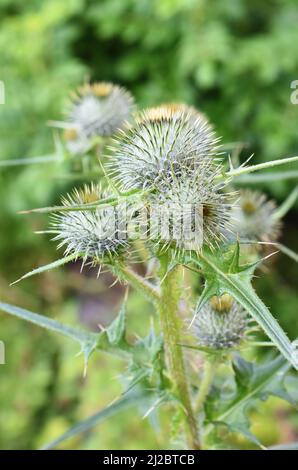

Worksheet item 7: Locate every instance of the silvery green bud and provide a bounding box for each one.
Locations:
[192,294,248,350]
[66,82,135,143]
[52,184,129,266]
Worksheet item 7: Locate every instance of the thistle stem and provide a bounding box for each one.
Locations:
[226,155,298,179]
[116,264,160,304]
[194,359,216,415]
[158,254,200,450]
[272,185,298,220]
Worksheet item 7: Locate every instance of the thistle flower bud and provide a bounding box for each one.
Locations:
[109,105,220,191]
[143,165,233,251]
[52,184,129,266]
[192,294,248,350]
[66,82,134,142]
[232,190,281,242]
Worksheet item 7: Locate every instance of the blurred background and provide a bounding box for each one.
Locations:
[0,0,297,449]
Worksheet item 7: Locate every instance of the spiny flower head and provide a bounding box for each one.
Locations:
[52,184,129,266]
[192,294,248,350]
[109,105,220,191]
[66,82,135,141]
[232,189,281,242]
[140,165,234,252]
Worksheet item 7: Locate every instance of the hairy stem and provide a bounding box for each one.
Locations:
[115,263,160,304]
[158,254,200,450]
[226,155,298,178]
[194,359,216,415]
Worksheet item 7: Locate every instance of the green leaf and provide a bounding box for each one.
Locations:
[195,250,298,370]
[41,390,152,450]
[106,302,127,346]
[0,301,98,369]
[190,278,219,328]
[205,355,292,448]
[10,254,77,285]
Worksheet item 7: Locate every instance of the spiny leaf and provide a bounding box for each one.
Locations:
[106,302,127,346]
[189,279,219,327]
[41,390,152,450]
[0,301,98,369]
[205,355,292,448]
[227,241,240,273]
[10,254,77,285]
[220,355,291,421]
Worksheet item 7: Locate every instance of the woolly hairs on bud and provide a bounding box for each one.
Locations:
[145,164,235,252]
[51,184,130,266]
[192,295,248,350]
[66,82,135,140]
[232,189,282,242]
[108,106,221,192]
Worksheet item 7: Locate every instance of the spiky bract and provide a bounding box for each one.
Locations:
[232,189,281,242]
[143,166,233,251]
[192,294,248,350]
[109,106,220,191]
[66,82,134,142]
[52,184,129,266]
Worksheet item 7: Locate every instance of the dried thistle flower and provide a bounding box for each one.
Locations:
[232,189,281,242]
[52,184,129,266]
[109,105,220,191]
[66,82,134,141]
[192,294,248,350]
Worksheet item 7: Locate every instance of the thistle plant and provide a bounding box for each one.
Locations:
[1,85,298,450]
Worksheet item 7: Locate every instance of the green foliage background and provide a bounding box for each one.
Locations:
[0,0,297,449]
